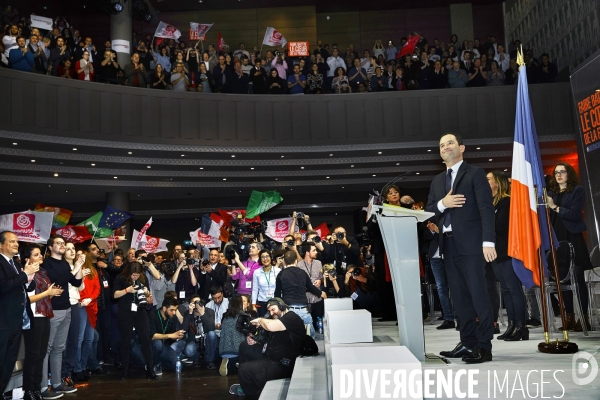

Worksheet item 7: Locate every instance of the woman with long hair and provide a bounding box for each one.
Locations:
[76,50,94,81]
[547,162,593,331]
[266,68,284,94]
[306,63,324,94]
[331,67,350,93]
[73,252,101,381]
[486,60,505,86]
[113,262,157,380]
[151,64,168,89]
[21,244,63,400]
[486,171,529,341]
[251,250,281,313]
[218,296,246,376]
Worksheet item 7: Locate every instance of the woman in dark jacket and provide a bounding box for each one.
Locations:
[547,162,593,331]
[266,68,285,94]
[487,171,529,341]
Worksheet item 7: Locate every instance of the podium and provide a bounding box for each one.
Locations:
[372,204,434,361]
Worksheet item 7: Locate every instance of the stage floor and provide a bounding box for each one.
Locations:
[26,317,600,400]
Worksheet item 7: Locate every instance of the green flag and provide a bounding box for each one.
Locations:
[246,190,283,219]
[77,211,113,238]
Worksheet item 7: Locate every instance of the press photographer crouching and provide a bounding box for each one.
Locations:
[149,297,186,375]
[181,295,219,369]
[229,297,308,398]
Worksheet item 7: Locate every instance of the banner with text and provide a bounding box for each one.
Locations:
[189,22,213,41]
[265,217,293,242]
[0,211,53,243]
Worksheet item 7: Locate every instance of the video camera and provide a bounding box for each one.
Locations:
[133,282,150,310]
[226,236,250,262]
[141,254,155,263]
[236,312,270,344]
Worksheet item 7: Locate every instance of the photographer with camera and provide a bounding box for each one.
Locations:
[251,250,281,313]
[231,242,262,296]
[321,263,345,298]
[171,251,199,302]
[181,295,218,369]
[198,249,228,302]
[344,265,380,312]
[113,262,158,380]
[323,226,361,276]
[289,211,312,246]
[229,297,307,397]
[148,297,186,375]
[275,250,326,338]
[133,250,165,310]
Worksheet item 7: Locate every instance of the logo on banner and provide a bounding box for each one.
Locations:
[13,214,35,234]
[56,227,76,240]
[276,220,289,232]
[145,237,159,251]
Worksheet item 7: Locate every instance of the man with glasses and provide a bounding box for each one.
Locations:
[231,242,262,296]
[323,226,361,275]
[41,236,84,396]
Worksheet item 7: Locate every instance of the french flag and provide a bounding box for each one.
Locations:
[508,60,552,288]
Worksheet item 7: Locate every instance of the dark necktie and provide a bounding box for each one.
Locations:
[11,258,31,330]
[9,258,18,274]
[444,169,453,228]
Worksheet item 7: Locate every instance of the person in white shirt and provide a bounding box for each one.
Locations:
[494,44,510,72]
[251,250,281,314]
[205,286,229,331]
[2,24,19,57]
[326,48,346,93]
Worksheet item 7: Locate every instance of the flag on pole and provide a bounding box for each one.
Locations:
[189,22,213,41]
[99,205,133,229]
[51,225,92,244]
[133,217,153,249]
[263,27,287,48]
[396,35,420,59]
[154,21,182,41]
[265,217,293,242]
[95,235,125,253]
[133,229,169,253]
[34,204,72,228]
[217,32,226,51]
[190,228,221,248]
[508,51,552,288]
[246,190,283,219]
[0,211,53,243]
[77,212,113,238]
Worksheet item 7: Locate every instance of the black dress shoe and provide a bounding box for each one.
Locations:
[436,320,456,330]
[440,342,476,358]
[462,347,493,364]
[34,391,43,400]
[146,369,159,380]
[24,391,37,400]
[497,321,515,340]
[114,361,123,370]
[526,318,541,327]
[494,324,501,334]
[504,321,529,341]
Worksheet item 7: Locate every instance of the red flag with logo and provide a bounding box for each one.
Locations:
[217,32,225,51]
[51,225,93,244]
[313,223,330,241]
[265,217,293,242]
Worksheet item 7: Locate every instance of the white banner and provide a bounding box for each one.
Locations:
[133,217,152,249]
[189,22,213,40]
[262,27,287,48]
[0,211,53,244]
[190,228,221,248]
[30,15,53,30]
[111,39,130,54]
[154,21,181,40]
[95,236,126,253]
[133,229,169,253]
[265,217,293,243]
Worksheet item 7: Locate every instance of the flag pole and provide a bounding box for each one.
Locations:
[259,27,268,58]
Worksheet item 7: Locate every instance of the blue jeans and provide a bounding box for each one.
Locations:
[430,257,454,321]
[151,339,186,371]
[75,306,94,373]
[87,329,100,370]
[184,331,218,363]
[289,307,314,337]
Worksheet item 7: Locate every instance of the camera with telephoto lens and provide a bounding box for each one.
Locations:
[310,235,321,243]
[236,312,270,344]
[201,259,210,267]
[285,239,294,247]
[231,218,250,235]
[335,232,345,240]
[226,235,250,262]
[186,257,196,266]
[141,254,155,263]
[161,261,177,274]
[133,282,150,310]
[296,212,305,220]
[247,221,266,235]
[352,267,363,276]
[328,269,337,278]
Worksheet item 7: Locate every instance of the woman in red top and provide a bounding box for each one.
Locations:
[73,252,100,381]
[76,50,95,81]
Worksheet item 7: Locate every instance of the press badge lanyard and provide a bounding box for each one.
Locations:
[157,310,167,334]
[264,268,274,291]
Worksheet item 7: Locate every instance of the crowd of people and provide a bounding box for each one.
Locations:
[2,13,560,94]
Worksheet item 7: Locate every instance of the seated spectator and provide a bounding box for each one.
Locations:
[270,52,288,80]
[266,68,285,94]
[218,296,246,376]
[182,295,218,369]
[171,62,189,92]
[538,53,558,83]
[306,63,324,94]
[149,297,185,375]
[332,67,350,93]
[227,61,249,94]
[444,57,453,70]
[57,59,75,79]
[197,63,214,93]
[124,53,148,87]
[467,58,487,87]
[287,64,306,95]
[8,36,33,72]
[505,58,519,85]
[430,60,447,89]
[447,45,459,62]
[486,60,505,86]
[97,50,120,84]
[230,297,307,397]
[151,63,168,89]
[369,67,385,92]
[76,50,94,81]
[447,61,468,88]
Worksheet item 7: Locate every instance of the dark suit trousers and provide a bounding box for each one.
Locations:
[443,236,494,350]
[0,327,22,394]
[23,317,50,392]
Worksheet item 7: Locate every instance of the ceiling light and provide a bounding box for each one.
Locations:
[427,149,431,152]
[223,178,227,181]
[181,154,185,157]
[114,176,118,179]
[199,167,204,170]
[91,163,96,166]
[250,167,254,170]
[128,151,132,155]
[54,173,58,177]
[239,190,242,192]
[281,155,284,158]
[329,154,333,156]
[9,192,12,195]
[138,194,140,197]
[111,1,123,14]
[12,142,17,145]
[147,166,151,168]
[476,147,481,150]
[373,174,376,177]
[275,178,278,181]
[416,172,420,175]
[31,160,35,162]
[72,148,77,151]
[504,169,508,171]
[326,176,330,179]
[342,186,344,188]
[351,165,354,167]
[65,190,68,193]
[290,188,293,190]
[231,155,235,157]
[396,163,399,165]
[378,151,382,154]
[489,158,493,161]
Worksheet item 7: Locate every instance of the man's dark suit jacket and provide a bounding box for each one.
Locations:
[425,161,495,256]
[199,263,228,300]
[0,256,34,331]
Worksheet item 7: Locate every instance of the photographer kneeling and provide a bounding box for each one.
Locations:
[181,295,218,369]
[149,297,186,375]
[229,298,307,398]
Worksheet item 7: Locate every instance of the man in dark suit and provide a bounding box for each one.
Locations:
[0,231,37,394]
[198,249,228,302]
[425,133,496,364]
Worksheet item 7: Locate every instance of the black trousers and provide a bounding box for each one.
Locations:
[485,263,500,322]
[310,300,324,329]
[96,305,112,362]
[23,317,50,392]
[443,236,494,351]
[117,307,153,371]
[375,252,397,319]
[0,327,22,394]
[238,341,294,396]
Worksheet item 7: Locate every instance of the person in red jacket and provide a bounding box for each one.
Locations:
[75,50,94,81]
[73,253,100,381]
